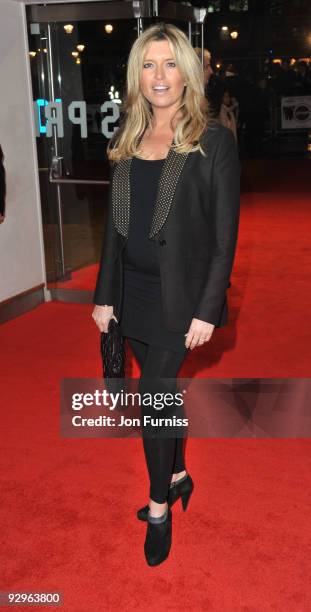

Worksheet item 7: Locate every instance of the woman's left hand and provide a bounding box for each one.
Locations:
[185,318,215,350]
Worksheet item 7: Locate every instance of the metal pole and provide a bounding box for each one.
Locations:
[47,23,66,279]
[133,1,143,35]
[201,21,204,64]
[137,17,143,36]
[49,176,110,186]
[194,7,207,64]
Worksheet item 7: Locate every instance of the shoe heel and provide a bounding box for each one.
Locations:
[181,489,192,511]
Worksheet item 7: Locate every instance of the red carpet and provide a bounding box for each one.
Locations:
[50,263,99,290]
[48,189,311,377]
[1,178,311,608]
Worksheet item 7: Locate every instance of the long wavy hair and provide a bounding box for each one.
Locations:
[107,23,209,162]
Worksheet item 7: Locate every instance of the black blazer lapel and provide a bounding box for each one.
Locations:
[111,158,132,237]
[111,146,189,239]
[149,147,189,238]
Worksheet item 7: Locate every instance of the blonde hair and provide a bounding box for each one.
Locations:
[108,23,209,162]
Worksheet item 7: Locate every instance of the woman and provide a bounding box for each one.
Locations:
[92,23,240,566]
[219,89,238,142]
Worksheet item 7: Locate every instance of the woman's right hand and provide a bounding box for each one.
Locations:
[92,305,117,333]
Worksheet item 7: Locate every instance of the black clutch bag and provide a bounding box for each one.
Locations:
[100,318,125,378]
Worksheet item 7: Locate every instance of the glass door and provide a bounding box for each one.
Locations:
[26,1,202,301]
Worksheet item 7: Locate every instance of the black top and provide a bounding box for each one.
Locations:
[119,156,187,352]
[123,156,163,277]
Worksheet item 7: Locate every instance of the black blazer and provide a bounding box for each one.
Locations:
[93,123,240,332]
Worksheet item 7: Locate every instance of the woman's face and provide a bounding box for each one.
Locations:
[223,91,231,106]
[140,39,185,112]
[203,53,213,87]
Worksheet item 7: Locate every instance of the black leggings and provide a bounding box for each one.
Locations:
[127,337,189,504]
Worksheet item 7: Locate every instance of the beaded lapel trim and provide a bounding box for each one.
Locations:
[111,147,189,239]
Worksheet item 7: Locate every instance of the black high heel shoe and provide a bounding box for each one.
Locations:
[144,507,172,566]
[137,473,194,522]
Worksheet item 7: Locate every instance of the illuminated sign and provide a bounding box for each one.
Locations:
[33,99,120,138]
[281,96,311,129]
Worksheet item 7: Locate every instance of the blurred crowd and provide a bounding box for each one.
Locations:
[195,48,311,157]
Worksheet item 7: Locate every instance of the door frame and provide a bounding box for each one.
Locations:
[28,0,197,23]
